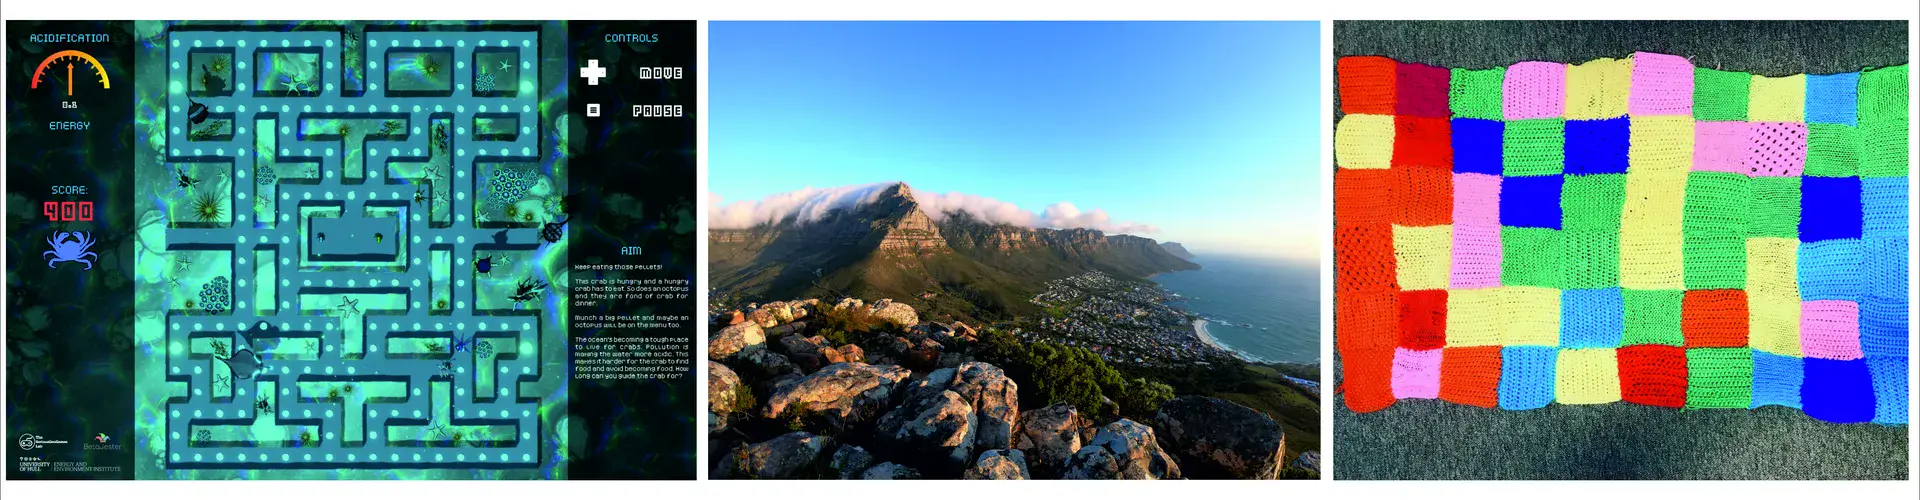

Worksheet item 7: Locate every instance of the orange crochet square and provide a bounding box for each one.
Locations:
[1440,346,1503,408]
[1400,289,1448,349]
[1390,167,1454,226]
[1619,344,1689,408]
[1339,56,1398,115]
[1335,223,1399,294]
[1338,288,1402,352]
[1342,345,1398,413]
[1335,168,1394,225]
[1682,289,1750,348]
[1393,115,1453,170]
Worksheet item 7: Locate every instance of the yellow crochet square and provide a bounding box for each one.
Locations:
[1447,287,1505,347]
[1501,286,1561,346]
[1336,114,1395,169]
[1747,237,1802,356]
[1619,170,1686,289]
[1628,116,1695,174]
[1393,224,1452,291]
[1749,74,1807,123]
[1556,348,1623,405]
[1565,57,1632,119]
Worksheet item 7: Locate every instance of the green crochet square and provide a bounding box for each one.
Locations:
[1449,67,1506,120]
[1858,65,1910,126]
[1504,119,1566,177]
[1693,68,1750,122]
[1686,347,1754,409]
[1622,289,1683,346]
[1560,230,1620,289]
[1561,174,1626,232]
[1804,123,1860,178]
[1682,172,1750,234]
[1860,117,1910,178]
[1683,233,1747,290]
[1501,226,1562,288]
[1747,176,1801,238]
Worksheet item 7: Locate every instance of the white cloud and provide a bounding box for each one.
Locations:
[712,182,1159,235]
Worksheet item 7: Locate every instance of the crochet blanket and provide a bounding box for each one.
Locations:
[1334,53,1910,424]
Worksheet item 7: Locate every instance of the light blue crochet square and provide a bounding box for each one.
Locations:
[1560,288,1624,348]
[1867,356,1909,425]
[1498,346,1557,410]
[1750,350,1803,409]
[1806,72,1860,126]
[1861,177,1907,239]
[1798,239,1863,301]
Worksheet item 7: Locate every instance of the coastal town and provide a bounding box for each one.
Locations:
[1021,271,1240,368]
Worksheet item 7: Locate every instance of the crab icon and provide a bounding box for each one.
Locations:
[43,231,97,270]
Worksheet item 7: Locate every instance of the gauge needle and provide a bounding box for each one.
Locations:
[67,62,74,96]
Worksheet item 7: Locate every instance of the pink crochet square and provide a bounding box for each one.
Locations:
[1504,61,1568,120]
[1693,121,1750,173]
[1629,52,1694,116]
[1743,122,1809,177]
[1451,221,1502,289]
[1452,173,1502,225]
[1392,347,1444,399]
[1802,300,1863,360]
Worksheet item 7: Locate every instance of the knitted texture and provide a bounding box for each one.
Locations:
[1334,56,1908,422]
[1628,52,1693,116]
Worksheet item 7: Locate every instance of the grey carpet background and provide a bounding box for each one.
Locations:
[1331,20,1912,480]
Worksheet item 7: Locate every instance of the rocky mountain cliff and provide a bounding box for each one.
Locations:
[710,182,1199,322]
[1159,242,1195,260]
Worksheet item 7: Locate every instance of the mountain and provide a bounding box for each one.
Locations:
[1160,242,1195,260]
[710,182,1199,323]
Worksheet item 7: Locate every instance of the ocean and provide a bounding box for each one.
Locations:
[1151,253,1319,364]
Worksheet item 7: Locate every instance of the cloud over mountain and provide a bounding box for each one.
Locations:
[711,182,1159,235]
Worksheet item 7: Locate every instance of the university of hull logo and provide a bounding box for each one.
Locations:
[43,231,97,270]
[18,434,69,451]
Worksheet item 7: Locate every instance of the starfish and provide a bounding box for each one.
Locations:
[423,166,446,183]
[172,255,196,274]
[336,296,361,317]
[432,191,450,208]
[498,60,512,72]
[165,275,183,287]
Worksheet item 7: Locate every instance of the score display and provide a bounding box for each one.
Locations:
[43,200,96,221]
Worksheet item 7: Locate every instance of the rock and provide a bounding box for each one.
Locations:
[836,344,866,363]
[834,297,865,312]
[750,307,778,328]
[713,431,832,479]
[779,334,845,373]
[904,362,1020,452]
[964,449,1031,479]
[1290,451,1320,474]
[936,352,967,369]
[1078,419,1179,479]
[868,300,919,328]
[1060,445,1119,479]
[759,301,795,324]
[708,361,743,434]
[765,362,912,431]
[860,462,921,479]
[730,347,801,383]
[724,311,745,326]
[830,445,875,479]
[766,320,808,338]
[902,338,942,371]
[1153,396,1286,479]
[710,322,765,360]
[876,390,977,474]
[952,322,978,339]
[1014,403,1084,474]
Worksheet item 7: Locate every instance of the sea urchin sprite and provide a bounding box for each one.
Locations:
[190,191,226,222]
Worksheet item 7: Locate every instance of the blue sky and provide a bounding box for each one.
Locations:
[710,21,1321,261]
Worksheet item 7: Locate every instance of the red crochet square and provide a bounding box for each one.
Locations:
[1393,115,1453,170]
[1400,289,1448,349]
[1390,166,1454,226]
[1397,61,1452,118]
[1618,344,1688,408]
[1338,288,1401,352]
[1335,168,1394,225]
[1335,223,1399,295]
[1440,346,1503,408]
[1338,56,1398,115]
[1683,289,1750,348]
[1341,346,1398,413]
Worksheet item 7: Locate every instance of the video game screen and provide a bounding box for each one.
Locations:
[4,20,698,480]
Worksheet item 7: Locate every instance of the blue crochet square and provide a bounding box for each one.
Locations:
[1452,118,1504,176]
[1750,350,1804,409]
[1806,72,1860,126]
[1501,174,1563,229]
[1863,237,1908,301]
[1800,176,1862,242]
[1860,295,1909,358]
[1498,346,1557,410]
[1802,358,1877,424]
[1797,239,1863,301]
[1560,288,1624,348]
[1861,177,1907,239]
[1866,356,1909,425]
[1563,117,1630,175]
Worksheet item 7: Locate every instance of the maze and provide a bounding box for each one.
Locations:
[153,26,563,470]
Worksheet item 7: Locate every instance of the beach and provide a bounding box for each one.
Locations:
[1191,318,1246,361]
